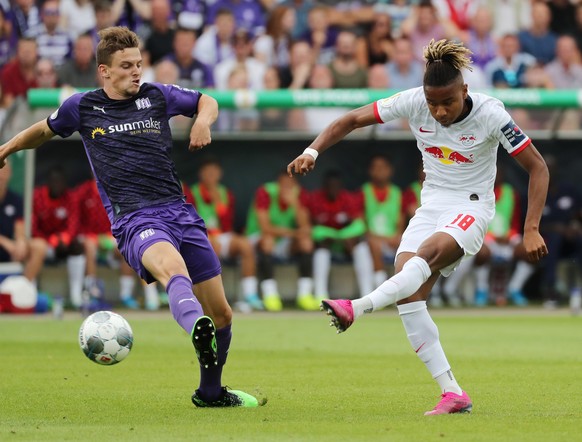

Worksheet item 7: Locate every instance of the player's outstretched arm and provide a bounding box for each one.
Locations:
[189,94,218,152]
[513,143,550,262]
[287,103,378,177]
[0,120,56,167]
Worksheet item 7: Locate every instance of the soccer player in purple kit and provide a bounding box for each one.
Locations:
[0,26,258,408]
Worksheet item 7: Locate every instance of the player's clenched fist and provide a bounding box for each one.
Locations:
[287,154,315,177]
[189,124,212,151]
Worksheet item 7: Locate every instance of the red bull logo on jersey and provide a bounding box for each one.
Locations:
[424,146,474,165]
[459,133,476,147]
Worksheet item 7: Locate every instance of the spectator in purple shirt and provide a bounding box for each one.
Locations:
[206,0,265,36]
[165,28,214,89]
[114,0,152,38]
[0,8,15,69]
[173,0,206,34]
[11,0,40,38]
[464,6,497,70]
[301,5,338,65]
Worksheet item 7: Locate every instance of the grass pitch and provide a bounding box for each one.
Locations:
[1,309,581,441]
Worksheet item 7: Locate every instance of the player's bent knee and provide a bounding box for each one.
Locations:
[213,304,232,328]
[30,238,48,255]
[397,292,427,305]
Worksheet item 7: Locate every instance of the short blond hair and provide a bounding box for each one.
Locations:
[96,26,140,66]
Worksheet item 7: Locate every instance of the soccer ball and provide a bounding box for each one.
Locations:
[78,311,133,365]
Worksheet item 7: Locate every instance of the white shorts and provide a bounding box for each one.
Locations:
[485,236,520,262]
[247,233,292,259]
[396,197,494,277]
[214,232,234,259]
[381,243,397,261]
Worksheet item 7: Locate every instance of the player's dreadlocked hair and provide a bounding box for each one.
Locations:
[423,39,473,87]
[96,26,140,66]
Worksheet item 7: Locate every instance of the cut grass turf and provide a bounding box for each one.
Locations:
[1,310,581,441]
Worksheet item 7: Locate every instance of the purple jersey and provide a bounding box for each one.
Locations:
[173,0,206,32]
[46,83,201,220]
[165,54,214,89]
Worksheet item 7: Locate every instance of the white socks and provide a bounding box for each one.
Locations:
[260,279,279,297]
[297,277,313,297]
[353,242,374,296]
[353,256,431,315]
[314,243,374,298]
[313,248,331,297]
[398,301,462,395]
[144,282,159,309]
[374,270,388,288]
[443,255,474,297]
[67,254,86,307]
[351,256,431,319]
[120,275,135,299]
[241,276,258,298]
[508,261,534,292]
[474,264,489,291]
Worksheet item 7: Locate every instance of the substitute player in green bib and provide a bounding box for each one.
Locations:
[190,157,263,311]
[361,155,405,288]
[246,171,315,311]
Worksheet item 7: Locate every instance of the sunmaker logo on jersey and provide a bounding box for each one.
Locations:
[102,118,164,136]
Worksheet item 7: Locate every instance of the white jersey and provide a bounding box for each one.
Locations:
[373,87,531,208]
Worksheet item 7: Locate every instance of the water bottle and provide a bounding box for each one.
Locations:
[52,295,64,320]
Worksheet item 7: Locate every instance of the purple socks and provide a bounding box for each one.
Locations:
[167,274,203,334]
[166,274,233,402]
[198,324,232,401]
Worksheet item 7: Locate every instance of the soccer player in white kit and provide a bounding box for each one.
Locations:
[287,39,549,415]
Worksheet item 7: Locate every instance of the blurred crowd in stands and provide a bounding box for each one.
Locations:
[2,0,582,129]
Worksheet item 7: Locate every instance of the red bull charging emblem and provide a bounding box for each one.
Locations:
[459,133,476,147]
[424,146,474,165]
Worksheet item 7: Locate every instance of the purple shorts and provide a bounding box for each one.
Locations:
[111,201,221,284]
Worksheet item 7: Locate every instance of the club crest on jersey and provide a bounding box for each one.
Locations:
[139,228,155,240]
[459,133,476,147]
[135,97,152,110]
